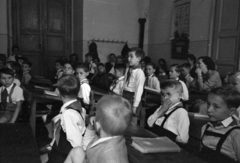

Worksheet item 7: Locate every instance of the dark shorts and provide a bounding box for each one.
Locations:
[0,110,14,122]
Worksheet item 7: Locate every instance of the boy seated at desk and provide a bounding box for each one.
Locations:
[169,64,189,101]
[54,58,64,83]
[109,63,126,95]
[0,68,24,123]
[145,62,160,92]
[199,87,240,163]
[47,75,86,163]
[21,61,32,86]
[180,63,194,89]
[75,63,91,113]
[147,80,190,144]
[64,95,132,163]
[92,63,110,91]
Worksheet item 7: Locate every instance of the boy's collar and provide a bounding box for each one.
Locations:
[167,102,182,112]
[130,64,141,70]
[60,99,77,113]
[208,116,234,128]
[147,74,154,78]
[184,74,190,78]
[90,136,120,148]
[3,83,14,91]
[118,76,125,81]
[23,71,29,75]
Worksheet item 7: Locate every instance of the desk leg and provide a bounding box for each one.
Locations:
[30,99,37,137]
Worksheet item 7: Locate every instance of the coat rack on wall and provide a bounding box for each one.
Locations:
[89,38,128,44]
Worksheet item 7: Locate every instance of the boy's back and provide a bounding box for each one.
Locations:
[86,136,128,163]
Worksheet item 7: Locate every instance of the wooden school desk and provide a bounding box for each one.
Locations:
[23,86,61,136]
[125,123,207,163]
[0,123,41,163]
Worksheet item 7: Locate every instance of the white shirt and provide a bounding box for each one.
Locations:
[145,74,160,92]
[123,68,145,107]
[178,79,189,101]
[110,76,125,95]
[78,79,91,104]
[89,61,97,74]
[147,102,190,143]
[60,99,86,148]
[0,83,24,103]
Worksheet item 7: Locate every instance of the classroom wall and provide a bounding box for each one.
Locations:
[0,0,8,56]
[147,0,213,66]
[82,0,150,63]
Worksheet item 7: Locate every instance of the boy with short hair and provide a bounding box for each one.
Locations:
[148,80,190,143]
[0,68,24,123]
[65,95,132,163]
[181,63,194,88]
[123,47,145,114]
[22,61,32,85]
[145,62,160,92]
[55,59,64,82]
[169,64,189,101]
[92,63,110,91]
[75,63,91,113]
[85,53,98,80]
[47,75,86,163]
[199,87,240,162]
[110,63,126,95]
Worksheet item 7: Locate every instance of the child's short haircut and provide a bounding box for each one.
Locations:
[146,62,156,69]
[161,79,183,94]
[181,63,191,70]
[85,53,93,58]
[55,58,64,66]
[114,63,126,75]
[57,74,80,98]
[129,47,145,60]
[0,68,15,77]
[97,63,105,68]
[96,95,132,136]
[22,61,32,67]
[109,53,116,58]
[187,54,196,64]
[12,45,19,51]
[69,53,78,61]
[170,64,181,74]
[64,61,75,70]
[76,63,89,72]
[209,87,240,109]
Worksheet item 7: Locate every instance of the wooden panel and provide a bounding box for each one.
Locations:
[47,0,65,32]
[21,34,41,51]
[20,0,40,31]
[212,0,240,73]
[220,0,239,31]
[47,36,64,53]
[217,37,236,60]
[216,65,235,77]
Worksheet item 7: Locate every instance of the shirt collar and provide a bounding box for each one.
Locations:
[208,116,233,128]
[23,71,29,75]
[90,136,119,148]
[147,74,154,78]
[167,102,182,112]
[60,99,77,113]
[185,74,190,79]
[118,76,125,81]
[80,78,88,83]
[3,83,14,92]
[57,69,62,73]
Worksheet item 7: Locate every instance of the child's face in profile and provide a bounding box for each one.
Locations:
[22,64,31,73]
[110,55,116,63]
[63,63,74,75]
[98,65,105,73]
[18,59,24,66]
[116,58,123,64]
[207,94,233,122]
[128,52,141,67]
[169,67,180,79]
[146,65,155,76]
[55,62,62,71]
[229,75,240,93]
[140,61,145,69]
[181,67,190,77]
[85,56,92,63]
[115,69,123,78]
[0,73,14,87]
[161,87,181,105]
[76,68,89,80]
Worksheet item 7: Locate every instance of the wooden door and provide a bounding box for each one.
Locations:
[212,0,240,77]
[12,0,71,77]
